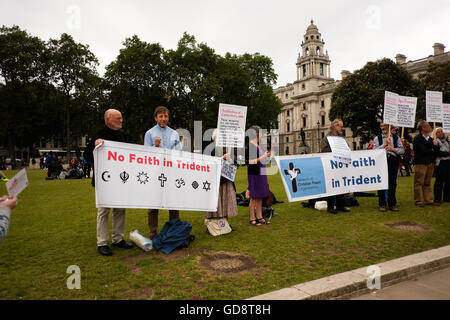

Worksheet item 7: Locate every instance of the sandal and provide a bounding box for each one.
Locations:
[257,218,271,225]
[250,219,262,226]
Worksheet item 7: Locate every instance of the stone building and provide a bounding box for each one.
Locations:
[275,20,449,155]
[274,20,359,155]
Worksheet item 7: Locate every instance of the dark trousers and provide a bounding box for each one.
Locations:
[378,155,399,208]
[148,209,179,239]
[325,194,345,210]
[434,159,450,203]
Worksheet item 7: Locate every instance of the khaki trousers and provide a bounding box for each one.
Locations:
[414,164,435,205]
[97,207,126,246]
[148,209,179,239]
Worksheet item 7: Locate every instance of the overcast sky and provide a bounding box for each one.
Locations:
[1,0,449,88]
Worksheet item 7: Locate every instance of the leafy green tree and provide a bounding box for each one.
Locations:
[47,33,100,159]
[0,26,55,164]
[330,58,415,143]
[104,35,168,143]
[415,61,450,122]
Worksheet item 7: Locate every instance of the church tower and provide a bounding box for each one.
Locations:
[296,20,331,82]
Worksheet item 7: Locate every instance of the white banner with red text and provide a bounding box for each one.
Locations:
[93,140,222,211]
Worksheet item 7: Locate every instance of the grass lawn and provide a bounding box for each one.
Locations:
[0,168,449,300]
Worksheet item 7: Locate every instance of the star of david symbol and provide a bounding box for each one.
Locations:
[203,180,211,192]
[137,172,149,184]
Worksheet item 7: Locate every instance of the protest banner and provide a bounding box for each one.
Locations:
[5,169,28,197]
[443,103,450,134]
[426,91,443,123]
[216,103,247,148]
[276,149,388,202]
[383,91,399,126]
[93,140,222,211]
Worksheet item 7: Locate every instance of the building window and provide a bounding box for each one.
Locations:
[321,100,325,108]
[286,137,289,143]
[353,141,357,150]
[285,93,288,98]
[303,65,306,77]
[302,83,306,90]
[303,103,307,110]
[302,117,307,128]
[321,132,325,139]
[321,115,325,126]
[287,110,290,117]
[287,122,290,132]
[320,63,324,75]
[316,47,320,55]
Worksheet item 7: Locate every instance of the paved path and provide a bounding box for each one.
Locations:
[351,267,450,300]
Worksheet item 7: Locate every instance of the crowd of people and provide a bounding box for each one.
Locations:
[2,109,449,253]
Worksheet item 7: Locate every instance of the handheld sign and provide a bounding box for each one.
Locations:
[326,136,352,164]
[426,91,443,123]
[5,168,29,197]
[383,91,399,126]
[397,95,417,128]
[443,103,450,134]
[216,104,247,148]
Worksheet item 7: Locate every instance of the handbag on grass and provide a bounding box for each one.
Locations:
[205,218,232,236]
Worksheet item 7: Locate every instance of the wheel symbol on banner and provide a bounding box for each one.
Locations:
[137,172,149,184]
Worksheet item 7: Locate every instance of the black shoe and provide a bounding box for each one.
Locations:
[337,207,351,213]
[327,208,338,214]
[112,240,134,249]
[98,245,113,256]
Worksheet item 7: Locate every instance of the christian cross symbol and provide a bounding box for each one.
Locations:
[284,162,301,193]
[158,173,167,187]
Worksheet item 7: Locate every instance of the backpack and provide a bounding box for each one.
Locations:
[152,219,195,254]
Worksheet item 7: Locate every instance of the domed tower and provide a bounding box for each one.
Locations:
[296,20,331,81]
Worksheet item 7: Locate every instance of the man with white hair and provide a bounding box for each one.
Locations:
[84,109,133,256]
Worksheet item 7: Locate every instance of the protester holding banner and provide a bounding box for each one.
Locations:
[0,196,18,243]
[85,109,134,256]
[204,129,238,234]
[320,119,351,214]
[373,122,404,212]
[433,127,450,205]
[247,125,271,226]
[412,120,440,207]
[144,106,182,239]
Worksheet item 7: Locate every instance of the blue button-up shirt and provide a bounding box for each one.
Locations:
[144,125,182,151]
[373,134,404,157]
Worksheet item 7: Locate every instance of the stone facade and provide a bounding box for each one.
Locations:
[274,21,359,155]
[275,21,450,155]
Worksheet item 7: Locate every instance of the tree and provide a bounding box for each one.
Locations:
[330,58,415,143]
[105,35,168,143]
[0,26,56,165]
[415,60,450,122]
[47,33,100,159]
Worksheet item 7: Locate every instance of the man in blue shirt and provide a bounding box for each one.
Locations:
[144,106,182,239]
[373,122,404,212]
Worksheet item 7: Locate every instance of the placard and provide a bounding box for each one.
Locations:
[426,91,443,123]
[216,104,247,148]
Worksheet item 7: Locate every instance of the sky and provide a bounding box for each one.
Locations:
[1,0,449,88]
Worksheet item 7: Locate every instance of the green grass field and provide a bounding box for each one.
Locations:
[0,168,449,300]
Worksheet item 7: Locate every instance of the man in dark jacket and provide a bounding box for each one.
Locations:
[84,109,133,256]
[320,119,351,214]
[412,120,440,207]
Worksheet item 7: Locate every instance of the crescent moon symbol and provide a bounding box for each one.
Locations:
[101,171,111,182]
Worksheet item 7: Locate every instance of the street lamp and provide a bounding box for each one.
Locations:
[317,121,321,153]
